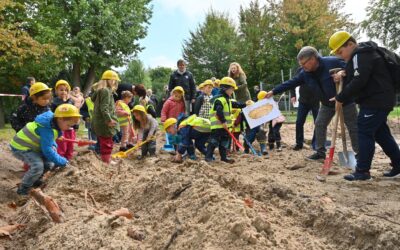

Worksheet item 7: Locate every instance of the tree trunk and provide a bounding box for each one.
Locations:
[72,62,81,88]
[0,98,5,128]
[82,65,96,96]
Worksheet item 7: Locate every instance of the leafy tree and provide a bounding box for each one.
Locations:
[362,0,400,50]
[121,59,151,87]
[183,10,240,82]
[148,66,173,97]
[29,0,152,93]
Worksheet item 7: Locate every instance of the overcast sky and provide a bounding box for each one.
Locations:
[138,0,370,69]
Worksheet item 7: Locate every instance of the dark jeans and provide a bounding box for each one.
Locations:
[356,107,400,172]
[206,128,230,161]
[178,127,210,156]
[296,102,319,148]
[142,130,156,156]
[244,127,260,150]
[268,122,282,144]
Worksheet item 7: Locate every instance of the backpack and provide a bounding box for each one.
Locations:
[375,47,400,93]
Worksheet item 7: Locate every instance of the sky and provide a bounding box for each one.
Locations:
[138,0,370,70]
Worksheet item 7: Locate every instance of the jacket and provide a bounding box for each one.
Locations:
[232,74,251,103]
[336,41,396,111]
[137,114,159,141]
[160,96,186,122]
[91,87,119,137]
[11,111,68,166]
[168,70,196,101]
[51,97,74,112]
[194,93,212,119]
[273,56,348,107]
[10,98,50,132]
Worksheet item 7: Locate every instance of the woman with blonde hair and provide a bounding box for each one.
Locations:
[228,62,251,103]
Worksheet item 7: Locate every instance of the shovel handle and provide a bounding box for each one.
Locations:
[225,128,244,151]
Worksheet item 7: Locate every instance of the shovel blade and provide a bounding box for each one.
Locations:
[112,152,128,159]
[338,151,356,171]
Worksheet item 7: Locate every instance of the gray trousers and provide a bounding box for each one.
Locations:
[315,103,359,155]
[184,99,191,115]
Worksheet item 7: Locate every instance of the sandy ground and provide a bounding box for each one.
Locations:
[0,121,400,250]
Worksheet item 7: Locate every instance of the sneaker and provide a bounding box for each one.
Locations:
[119,146,127,152]
[344,171,371,181]
[306,152,325,161]
[32,179,44,188]
[383,167,400,178]
[269,143,274,150]
[222,158,235,164]
[16,185,30,196]
[189,154,197,160]
[292,145,303,151]
[262,150,269,156]
[276,146,282,152]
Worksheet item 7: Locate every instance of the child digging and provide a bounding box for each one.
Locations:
[51,80,76,160]
[92,70,120,164]
[10,104,81,196]
[116,91,135,151]
[205,77,245,163]
[132,105,158,160]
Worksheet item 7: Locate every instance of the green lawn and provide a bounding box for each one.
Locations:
[389,106,400,118]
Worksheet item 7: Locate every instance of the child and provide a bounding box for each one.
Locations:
[194,80,213,120]
[10,104,80,195]
[10,82,52,132]
[231,106,242,152]
[92,70,120,164]
[164,115,211,163]
[139,95,157,118]
[161,86,185,122]
[239,100,265,155]
[205,77,245,163]
[51,80,77,160]
[132,105,158,159]
[116,91,135,151]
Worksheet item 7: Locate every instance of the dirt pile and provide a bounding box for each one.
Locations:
[0,122,400,249]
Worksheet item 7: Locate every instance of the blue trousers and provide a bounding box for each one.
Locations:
[296,102,319,148]
[356,107,400,172]
[178,127,210,156]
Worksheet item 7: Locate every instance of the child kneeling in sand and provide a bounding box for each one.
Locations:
[132,105,158,160]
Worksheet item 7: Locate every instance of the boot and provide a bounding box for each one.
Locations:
[244,144,250,154]
[276,141,282,152]
[101,154,111,164]
[269,143,274,150]
[260,143,268,155]
[205,144,216,162]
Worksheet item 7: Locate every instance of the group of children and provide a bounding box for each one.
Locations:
[9,70,284,197]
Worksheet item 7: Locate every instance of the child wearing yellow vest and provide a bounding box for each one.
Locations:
[116,91,135,151]
[10,104,81,195]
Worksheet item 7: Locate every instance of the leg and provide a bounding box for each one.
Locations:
[120,125,129,148]
[194,131,209,155]
[56,131,68,158]
[141,130,150,157]
[343,103,359,154]
[311,104,320,150]
[64,129,76,160]
[98,136,113,164]
[219,129,232,162]
[274,123,282,150]
[184,99,191,115]
[205,130,220,161]
[268,122,274,149]
[295,102,309,147]
[314,105,335,155]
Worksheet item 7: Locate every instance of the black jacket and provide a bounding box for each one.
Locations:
[10,98,50,132]
[168,70,196,101]
[337,41,396,111]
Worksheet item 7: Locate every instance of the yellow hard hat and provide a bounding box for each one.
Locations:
[198,82,205,89]
[172,86,185,95]
[214,79,220,86]
[246,100,255,106]
[329,31,352,55]
[54,104,81,118]
[220,77,237,90]
[55,80,71,91]
[163,118,177,131]
[29,82,52,96]
[131,105,147,114]
[202,79,213,87]
[257,90,268,100]
[101,70,121,81]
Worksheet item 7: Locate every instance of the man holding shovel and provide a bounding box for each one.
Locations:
[265,46,359,161]
[329,31,400,181]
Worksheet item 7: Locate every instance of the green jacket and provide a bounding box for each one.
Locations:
[232,74,251,103]
[91,88,119,137]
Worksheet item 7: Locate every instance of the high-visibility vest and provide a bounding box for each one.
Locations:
[210,96,232,130]
[231,108,241,133]
[10,122,58,152]
[85,97,94,119]
[180,115,211,133]
[116,101,131,126]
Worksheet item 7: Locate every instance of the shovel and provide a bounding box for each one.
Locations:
[225,127,244,151]
[112,136,155,159]
[162,133,175,152]
[338,109,357,170]
[58,138,97,147]
[242,132,261,156]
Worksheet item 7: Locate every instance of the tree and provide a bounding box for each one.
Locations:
[148,66,173,97]
[183,10,240,81]
[362,0,400,50]
[29,0,152,93]
[121,59,151,87]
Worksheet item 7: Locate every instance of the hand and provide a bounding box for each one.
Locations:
[266,91,274,99]
[329,97,343,111]
[291,97,296,105]
[191,99,196,103]
[174,154,182,162]
[222,123,228,130]
[107,120,117,127]
[332,70,346,83]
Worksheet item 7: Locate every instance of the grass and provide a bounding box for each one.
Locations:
[389,106,400,118]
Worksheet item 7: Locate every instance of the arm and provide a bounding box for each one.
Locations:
[214,100,226,123]
[98,89,112,123]
[160,100,170,122]
[148,117,159,136]
[272,73,305,95]
[115,101,129,117]
[37,127,68,166]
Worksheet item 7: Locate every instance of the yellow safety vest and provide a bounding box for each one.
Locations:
[231,108,241,133]
[10,122,58,152]
[210,96,232,130]
[180,115,211,133]
[85,97,94,119]
[116,101,131,126]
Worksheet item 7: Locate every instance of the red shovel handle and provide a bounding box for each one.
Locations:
[225,128,244,151]
[58,137,96,147]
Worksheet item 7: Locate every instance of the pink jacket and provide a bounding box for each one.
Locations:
[161,96,185,122]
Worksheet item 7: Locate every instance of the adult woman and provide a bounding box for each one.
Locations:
[228,62,251,103]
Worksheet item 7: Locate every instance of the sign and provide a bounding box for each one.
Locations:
[242,98,281,129]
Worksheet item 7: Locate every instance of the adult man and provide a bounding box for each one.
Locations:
[168,59,196,115]
[21,77,35,100]
[329,31,400,181]
[290,69,320,150]
[265,46,359,160]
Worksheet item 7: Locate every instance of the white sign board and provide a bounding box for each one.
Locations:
[242,98,281,129]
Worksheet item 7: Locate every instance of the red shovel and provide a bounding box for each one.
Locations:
[224,127,244,151]
[58,138,97,147]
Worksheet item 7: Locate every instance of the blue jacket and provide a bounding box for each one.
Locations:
[35,111,68,166]
[273,56,349,107]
